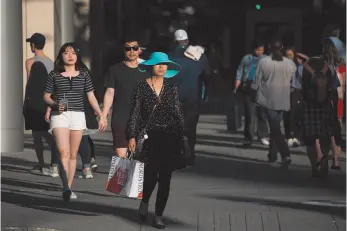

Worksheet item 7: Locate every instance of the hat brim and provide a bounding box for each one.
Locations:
[26,38,32,43]
[139,60,181,78]
[329,37,346,61]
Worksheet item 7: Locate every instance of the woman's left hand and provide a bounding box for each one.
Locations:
[98,116,108,132]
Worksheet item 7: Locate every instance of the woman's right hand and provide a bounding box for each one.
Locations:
[58,103,65,114]
[128,138,136,153]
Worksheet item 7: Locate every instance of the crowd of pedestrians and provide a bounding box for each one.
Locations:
[22,25,345,229]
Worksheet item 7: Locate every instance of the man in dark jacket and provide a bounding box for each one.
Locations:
[168,29,211,166]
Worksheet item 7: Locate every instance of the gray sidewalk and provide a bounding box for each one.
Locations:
[1,115,346,231]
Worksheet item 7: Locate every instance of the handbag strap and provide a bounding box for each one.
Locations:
[143,82,164,131]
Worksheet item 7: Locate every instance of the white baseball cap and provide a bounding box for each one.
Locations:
[174,29,188,41]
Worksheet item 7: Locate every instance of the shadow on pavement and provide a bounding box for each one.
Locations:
[1,188,189,227]
[7,141,347,195]
[197,194,346,219]
[196,134,309,157]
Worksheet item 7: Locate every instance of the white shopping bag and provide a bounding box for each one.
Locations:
[106,156,144,199]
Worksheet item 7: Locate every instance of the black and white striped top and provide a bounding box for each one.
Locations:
[44,70,94,112]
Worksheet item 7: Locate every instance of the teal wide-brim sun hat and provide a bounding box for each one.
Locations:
[139,52,181,78]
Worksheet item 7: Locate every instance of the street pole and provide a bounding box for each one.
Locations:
[0,0,24,153]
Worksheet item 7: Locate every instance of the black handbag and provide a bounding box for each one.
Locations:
[134,103,158,159]
[180,136,191,163]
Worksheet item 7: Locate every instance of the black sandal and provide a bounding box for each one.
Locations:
[331,165,341,170]
[316,155,328,168]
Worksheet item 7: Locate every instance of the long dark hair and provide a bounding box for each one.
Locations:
[54,42,82,73]
[322,38,340,66]
[269,37,283,61]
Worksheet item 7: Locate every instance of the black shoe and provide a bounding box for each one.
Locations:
[242,140,252,148]
[331,165,341,170]
[280,157,291,169]
[62,189,72,202]
[152,216,166,229]
[312,167,320,178]
[139,201,149,222]
[267,153,277,163]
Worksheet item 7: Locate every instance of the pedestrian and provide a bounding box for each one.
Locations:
[127,52,187,229]
[299,55,335,178]
[43,42,107,201]
[252,37,296,168]
[168,29,211,166]
[320,37,344,169]
[23,32,59,177]
[102,35,148,158]
[234,40,269,147]
[283,47,308,147]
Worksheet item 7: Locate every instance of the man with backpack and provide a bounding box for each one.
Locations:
[24,33,59,177]
[168,29,211,166]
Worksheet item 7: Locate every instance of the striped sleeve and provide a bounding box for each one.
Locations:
[84,71,94,93]
[44,71,55,93]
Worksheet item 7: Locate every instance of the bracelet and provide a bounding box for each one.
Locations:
[51,101,59,110]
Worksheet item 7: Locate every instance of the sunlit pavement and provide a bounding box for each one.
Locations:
[2,115,345,231]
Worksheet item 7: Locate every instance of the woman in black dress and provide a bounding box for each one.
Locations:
[127,52,187,229]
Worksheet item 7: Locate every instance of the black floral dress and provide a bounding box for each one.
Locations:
[127,79,186,171]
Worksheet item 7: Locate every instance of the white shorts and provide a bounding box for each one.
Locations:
[50,111,93,135]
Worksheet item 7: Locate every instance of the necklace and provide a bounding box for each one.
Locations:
[151,78,158,96]
[151,77,164,98]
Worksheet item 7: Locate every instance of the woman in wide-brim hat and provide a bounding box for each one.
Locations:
[127,52,187,229]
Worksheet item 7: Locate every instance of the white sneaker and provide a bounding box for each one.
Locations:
[50,166,59,178]
[70,191,77,199]
[292,138,300,147]
[82,168,93,179]
[287,138,294,147]
[260,138,270,146]
[41,167,51,176]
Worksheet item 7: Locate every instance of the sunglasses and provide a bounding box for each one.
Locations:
[125,46,139,51]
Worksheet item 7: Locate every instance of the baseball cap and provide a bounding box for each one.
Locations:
[26,33,46,46]
[174,29,188,41]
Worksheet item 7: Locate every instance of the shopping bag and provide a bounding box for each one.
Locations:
[106,156,144,199]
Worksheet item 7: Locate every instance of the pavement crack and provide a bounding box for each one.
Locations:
[331,214,340,231]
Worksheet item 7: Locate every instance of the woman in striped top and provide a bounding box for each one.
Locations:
[44,43,107,201]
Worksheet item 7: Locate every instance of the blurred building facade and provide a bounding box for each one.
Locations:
[1,0,345,152]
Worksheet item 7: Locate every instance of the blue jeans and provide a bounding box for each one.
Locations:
[265,109,290,161]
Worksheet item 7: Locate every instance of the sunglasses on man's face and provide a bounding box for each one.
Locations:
[125,46,139,52]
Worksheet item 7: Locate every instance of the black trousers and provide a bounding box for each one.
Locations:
[283,89,302,139]
[266,109,290,161]
[142,165,172,216]
[79,135,92,168]
[240,86,268,141]
[181,102,199,166]
[88,136,96,159]
[32,130,59,167]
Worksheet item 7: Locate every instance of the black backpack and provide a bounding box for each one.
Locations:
[302,57,332,103]
[23,61,50,130]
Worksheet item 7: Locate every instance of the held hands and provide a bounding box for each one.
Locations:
[128,138,136,153]
[98,114,108,132]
